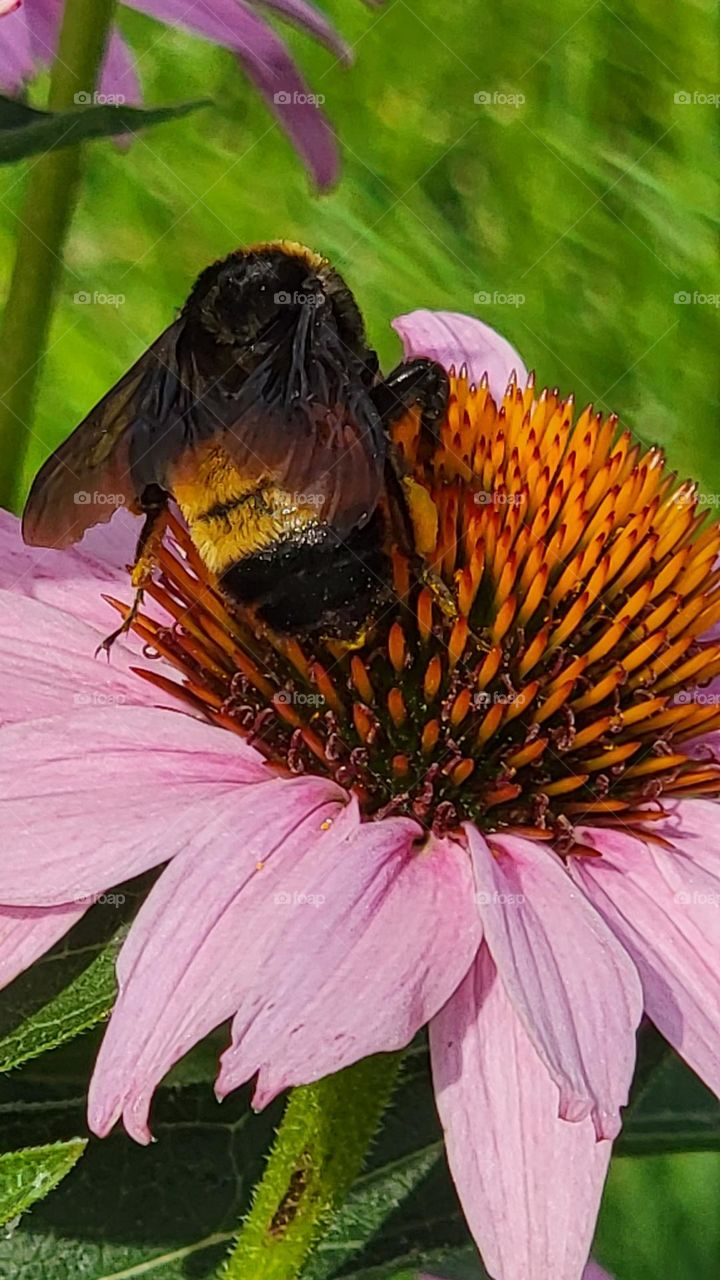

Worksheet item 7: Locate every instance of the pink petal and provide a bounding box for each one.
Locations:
[0,0,22,17]
[24,0,61,62]
[129,0,338,187]
[583,1263,615,1280]
[0,507,144,636]
[100,30,142,103]
[0,706,268,906]
[430,944,612,1280]
[0,902,89,991]
[572,809,720,1100]
[391,310,528,402]
[419,1267,612,1280]
[468,826,642,1140]
[88,776,349,1142]
[255,0,351,64]
[0,5,35,90]
[0,588,177,724]
[217,824,482,1106]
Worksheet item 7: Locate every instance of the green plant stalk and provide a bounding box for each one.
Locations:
[0,0,118,511]
[223,1053,403,1280]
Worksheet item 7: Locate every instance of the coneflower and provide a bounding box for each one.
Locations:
[1,309,719,1280]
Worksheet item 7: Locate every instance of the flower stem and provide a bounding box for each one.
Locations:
[224,1053,403,1280]
[0,0,117,511]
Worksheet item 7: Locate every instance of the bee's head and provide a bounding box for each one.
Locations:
[185,243,370,363]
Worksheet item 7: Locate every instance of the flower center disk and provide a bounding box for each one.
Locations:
[115,373,720,847]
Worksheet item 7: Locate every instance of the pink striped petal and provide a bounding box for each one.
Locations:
[0,588,176,724]
[467,826,642,1140]
[0,507,145,635]
[392,310,528,401]
[0,706,268,906]
[0,902,89,991]
[430,944,612,1280]
[88,777,350,1142]
[217,824,482,1105]
[130,0,338,187]
[572,811,720,1100]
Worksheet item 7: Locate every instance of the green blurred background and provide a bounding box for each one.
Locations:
[1,0,719,1274]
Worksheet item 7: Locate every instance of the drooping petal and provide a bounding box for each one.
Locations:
[0,5,35,91]
[572,811,720,1101]
[88,777,350,1142]
[430,944,612,1280]
[0,902,89,992]
[467,826,642,1140]
[129,0,338,187]
[391,310,528,401]
[24,0,61,62]
[0,589,177,724]
[217,824,482,1105]
[254,0,351,64]
[0,706,268,906]
[100,30,142,104]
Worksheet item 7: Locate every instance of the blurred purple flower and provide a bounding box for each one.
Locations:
[0,0,354,187]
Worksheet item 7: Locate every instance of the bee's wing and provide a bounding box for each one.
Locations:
[200,369,387,536]
[22,321,187,549]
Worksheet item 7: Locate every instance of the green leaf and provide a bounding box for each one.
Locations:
[0,95,208,164]
[0,1140,86,1227]
[303,1145,443,1280]
[0,930,122,1074]
[0,1073,282,1279]
[618,1045,720,1156]
[0,877,154,1073]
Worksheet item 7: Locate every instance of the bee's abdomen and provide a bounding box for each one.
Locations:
[220,510,389,639]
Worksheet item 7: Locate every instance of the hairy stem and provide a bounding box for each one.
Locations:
[0,0,117,510]
[224,1053,403,1280]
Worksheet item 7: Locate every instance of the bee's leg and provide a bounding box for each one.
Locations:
[383,448,457,623]
[97,488,169,657]
[371,357,449,442]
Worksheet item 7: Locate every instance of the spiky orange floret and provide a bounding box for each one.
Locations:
[112,373,720,845]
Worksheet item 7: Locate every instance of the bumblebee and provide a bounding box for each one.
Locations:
[23,241,448,644]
